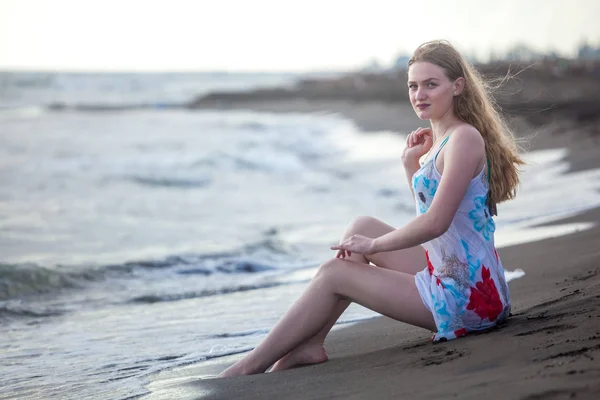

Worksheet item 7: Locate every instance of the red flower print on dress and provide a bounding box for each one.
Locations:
[466,265,503,322]
[426,250,434,275]
[425,250,443,286]
[454,328,468,338]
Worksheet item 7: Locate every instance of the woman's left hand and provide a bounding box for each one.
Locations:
[331,235,375,258]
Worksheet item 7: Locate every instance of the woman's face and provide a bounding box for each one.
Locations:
[407,61,457,120]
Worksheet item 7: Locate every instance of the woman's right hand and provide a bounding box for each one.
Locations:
[401,127,433,167]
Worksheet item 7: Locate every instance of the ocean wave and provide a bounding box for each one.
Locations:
[46,101,185,112]
[0,105,46,118]
[0,239,301,301]
[129,281,284,304]
[231,151,305,173]
[238,121,269,131]
[127,175,211,189]
[0,263,105,301]
[0,301,65,321]
[167,346,255,371]
[116,241,285,273]
[213,328,270,338]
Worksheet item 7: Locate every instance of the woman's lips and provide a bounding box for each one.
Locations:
[416,104,430,110]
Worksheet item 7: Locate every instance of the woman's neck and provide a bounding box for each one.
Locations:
[430,114,460,141]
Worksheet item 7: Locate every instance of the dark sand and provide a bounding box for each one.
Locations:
[146,70,600,399]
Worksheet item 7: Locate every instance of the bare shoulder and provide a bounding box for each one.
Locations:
[448,124,485,154]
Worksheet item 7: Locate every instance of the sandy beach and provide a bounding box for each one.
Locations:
[146,67,600,399]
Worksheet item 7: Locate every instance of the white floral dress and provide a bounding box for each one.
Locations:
[413,136,511,342]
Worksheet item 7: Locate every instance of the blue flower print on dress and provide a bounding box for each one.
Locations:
[432,294,451,332]
[418,199,428,214]
[442,282,468,310]
[414,173,438,216]
[461,239,482,282]
[421,176,439,198]
[412,174,419,190]
[468,196,496,241]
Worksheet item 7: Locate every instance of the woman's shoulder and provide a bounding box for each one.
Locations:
[449,124,485,153]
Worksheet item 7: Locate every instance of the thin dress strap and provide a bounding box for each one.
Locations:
[433,135,451,163]
[435,135,492,186]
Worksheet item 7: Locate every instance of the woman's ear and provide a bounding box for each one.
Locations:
[453,77,466,96]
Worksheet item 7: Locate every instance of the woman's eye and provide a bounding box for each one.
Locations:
[408,84,417,90]
[427,82,437,87]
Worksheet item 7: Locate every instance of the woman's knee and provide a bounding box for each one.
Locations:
[347,216,380,236]
[314,259,347,289]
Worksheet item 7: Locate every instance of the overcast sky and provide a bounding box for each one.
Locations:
[1,0,598,71]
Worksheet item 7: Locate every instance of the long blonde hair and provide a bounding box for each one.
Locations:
[408,40,524,207]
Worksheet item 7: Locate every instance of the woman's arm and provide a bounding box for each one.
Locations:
[332,126,485,256]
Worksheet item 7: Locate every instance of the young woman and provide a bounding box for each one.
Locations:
[219,40,524,378]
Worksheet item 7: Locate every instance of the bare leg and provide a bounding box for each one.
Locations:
[270,216,428,372]
[218,257,435,377]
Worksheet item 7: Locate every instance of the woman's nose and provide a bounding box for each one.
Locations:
[415,88,427,101]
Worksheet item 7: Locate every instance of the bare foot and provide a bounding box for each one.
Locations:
[269,343,328,372]
[218,359,256,378]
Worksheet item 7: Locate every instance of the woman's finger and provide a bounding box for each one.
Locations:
[413,132,423,146]
[334,248,353,258]
[414,130,422,140]
[332,243,352,257]
[416,127,429,139]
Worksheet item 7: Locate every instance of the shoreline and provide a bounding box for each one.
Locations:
[146,73,600,398]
